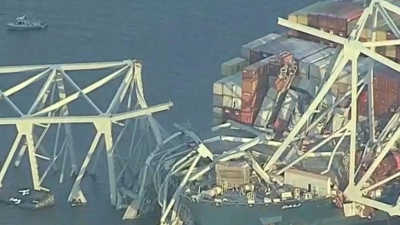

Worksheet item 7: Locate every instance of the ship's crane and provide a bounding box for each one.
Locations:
[0,60,174,219]
[263,0,400,217]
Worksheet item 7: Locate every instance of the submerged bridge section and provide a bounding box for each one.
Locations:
[0,60,173,218]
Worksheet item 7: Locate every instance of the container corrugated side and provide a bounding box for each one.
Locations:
[222,95,232,108]
[223,73,242,98]
[213,94,223,107]
[253,37,300,58]
[241,33,282,60]
[308,56,333,85]
[221,57,249,76]
[291,76,317,98]
[336,57,372,84]
[213,76,232,95]
[299,47,335,78]
[222,73,241,97]
[254,88,278,127]
[255,38,328,63]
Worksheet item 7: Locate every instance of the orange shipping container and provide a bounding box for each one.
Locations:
[241,89,267,112]
[240,108,260,125]
[242,60,269,81]
[242,79,259,94]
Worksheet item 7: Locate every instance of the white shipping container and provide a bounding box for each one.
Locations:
[222,73,242,97]
[225,73,242,98]
[278,106,293,122]
[213,94,223,107]
[281,90,299,109]
[213,76,232,95]
[222,95,232,108]
[213,107,223,118]
[299,47,335,78]
[241,33,282,60]
[232,98,242,110]
[221,57,249,76]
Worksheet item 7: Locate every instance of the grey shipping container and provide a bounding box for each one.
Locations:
[299,47,336,78]
[213,94,223,107]
[253,37,329,63]
[255,88,279,127]
[241,33,282,60]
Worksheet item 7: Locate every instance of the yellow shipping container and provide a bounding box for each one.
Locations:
[288,13,298,23]
[386,46,397,59]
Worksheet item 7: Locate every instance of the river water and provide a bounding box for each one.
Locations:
[0,0,381,225]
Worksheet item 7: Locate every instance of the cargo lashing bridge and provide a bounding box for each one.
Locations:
[0,59,173,218]
[154,0,400,224]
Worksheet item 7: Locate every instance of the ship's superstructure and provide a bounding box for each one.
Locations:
[147,0,400,225]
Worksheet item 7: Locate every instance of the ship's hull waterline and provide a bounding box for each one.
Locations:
[182,197,396,225]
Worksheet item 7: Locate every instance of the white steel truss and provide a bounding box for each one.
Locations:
[0,59,174,216]
[264,0,400,216]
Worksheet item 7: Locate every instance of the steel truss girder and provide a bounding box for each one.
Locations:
[0,59,174,214]
[267,0,400,216]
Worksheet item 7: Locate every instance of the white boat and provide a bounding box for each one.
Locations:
[7,15,47,31]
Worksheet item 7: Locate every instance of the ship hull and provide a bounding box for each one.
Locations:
[182,197,395,225]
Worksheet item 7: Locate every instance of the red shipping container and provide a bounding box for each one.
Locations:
[326,16,337,30]
[240,108,260,125]
[374,70,400,94]
[242,61,269,81]
[317,14,328,29]
[336,18,347,32]
[241,90,266,112]
[222,107,232,121]
[249,50,263,64]
[273,118,288,132]
[231,109,241,122]
[307,14,318,28]
[396,46,400,62]
[242,79,259,94]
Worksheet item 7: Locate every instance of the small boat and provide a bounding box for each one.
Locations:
[6,15,47,31]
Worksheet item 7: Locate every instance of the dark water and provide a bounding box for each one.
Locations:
[0,0,383,225]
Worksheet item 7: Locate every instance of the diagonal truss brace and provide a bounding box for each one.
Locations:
[266,0,400,216]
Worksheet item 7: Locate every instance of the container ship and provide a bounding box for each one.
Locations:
[151,0,400,225]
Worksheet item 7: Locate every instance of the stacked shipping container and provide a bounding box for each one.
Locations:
[221,57,249,77]
[240,58,270,125]
[288,1,364,47]
[358,65,400,117]
[240,33,282,61]
[348,2,400,61]
[249,36,329,66]
[213,73,242,125]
